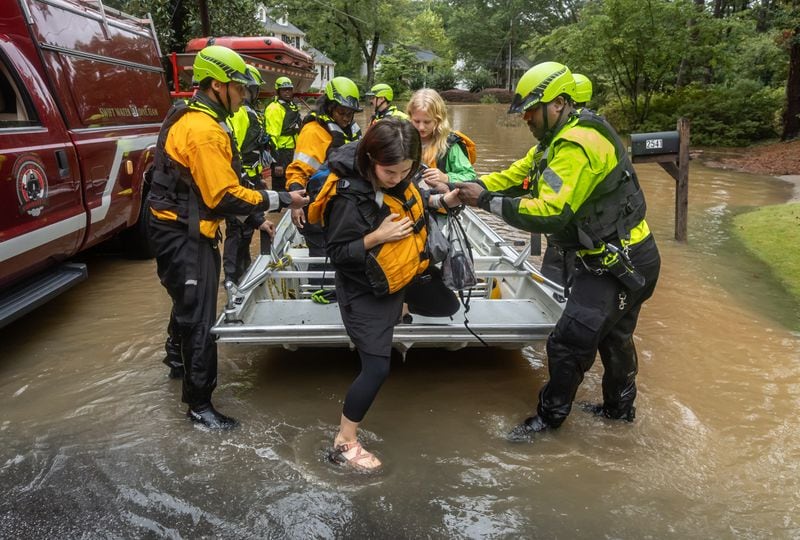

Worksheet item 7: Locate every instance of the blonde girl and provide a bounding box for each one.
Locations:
[406,88,476,188]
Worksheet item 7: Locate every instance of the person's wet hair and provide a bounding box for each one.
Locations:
[357,118,421,186]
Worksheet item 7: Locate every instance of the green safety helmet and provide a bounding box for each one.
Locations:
[509,61,575,114]
[325,76,363,111]
[571,73,593,104]
[193,45,254,85]
[275,76,294,90]
[246,65,263,87]
[366,83,393,101]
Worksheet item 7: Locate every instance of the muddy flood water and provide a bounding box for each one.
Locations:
[2,104,799,538]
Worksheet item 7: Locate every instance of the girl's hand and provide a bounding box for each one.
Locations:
[443,187,461,209]
[422,168,449,192]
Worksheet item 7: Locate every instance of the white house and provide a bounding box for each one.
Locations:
[254,6,335,90]
[307,47,335,90]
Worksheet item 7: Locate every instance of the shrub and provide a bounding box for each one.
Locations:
[600,81,782,146]
[478,88,513,103]
[429,67,457,92]
[461,66,494,92]
[439,89,480,103]
[479,94,499,104]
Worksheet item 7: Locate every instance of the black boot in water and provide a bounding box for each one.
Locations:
[187,403,239,430]
[507,415,549,442]
[579,401,636,422]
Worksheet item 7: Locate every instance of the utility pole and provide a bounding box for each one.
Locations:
[507,18,513,90]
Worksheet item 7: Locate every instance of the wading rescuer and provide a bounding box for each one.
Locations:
[147,45,308,430]
[286,76,363,295]
[365,83,409,126]
[223,65,270,286]
[264,76,300,192]
[457,62,661,440]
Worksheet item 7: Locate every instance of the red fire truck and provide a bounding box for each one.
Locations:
[0,0,172,327]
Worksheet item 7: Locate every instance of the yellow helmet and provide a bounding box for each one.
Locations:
[192,45,253,85]
[275,76,293,90]
[367,83,393,101]
[509,61,575,113]
[571,73,593,104]
[324,77,363,111]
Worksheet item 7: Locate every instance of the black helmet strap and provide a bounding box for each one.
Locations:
[540,98,570,147]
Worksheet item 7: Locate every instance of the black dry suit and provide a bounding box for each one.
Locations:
[147,93,287,407]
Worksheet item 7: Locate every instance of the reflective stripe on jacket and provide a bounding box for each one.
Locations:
[285,112,361,190]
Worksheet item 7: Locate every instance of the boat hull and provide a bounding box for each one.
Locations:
[178,36,317,94]
[212,209,565,351]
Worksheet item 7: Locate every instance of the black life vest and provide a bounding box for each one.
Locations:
[540,109,647,251]
[147,97,242,226]
[278,100,301,137]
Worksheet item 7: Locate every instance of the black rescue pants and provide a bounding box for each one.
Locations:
[222,216,254,284]
[150,215,221,408]
[540,244,576,289]
[163,310,182,370]
[270,148,294,192]
[537,235,661,427]
[338,268,460,422]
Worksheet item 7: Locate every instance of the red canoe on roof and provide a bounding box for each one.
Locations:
[178,36,317,94]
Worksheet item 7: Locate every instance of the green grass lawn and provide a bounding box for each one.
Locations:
[732,203,800,300]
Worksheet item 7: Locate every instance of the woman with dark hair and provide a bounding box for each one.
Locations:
[307,118,462,471]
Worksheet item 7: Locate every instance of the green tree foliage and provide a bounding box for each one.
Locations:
[405,8,454,62]
[279,0,410,83]
[603,81,782,146]
[375,45,422,97]
[107,0,262,54]
[543,0,693,126]
[438,0,579,88]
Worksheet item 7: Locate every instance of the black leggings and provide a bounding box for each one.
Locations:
[342,350,391,423]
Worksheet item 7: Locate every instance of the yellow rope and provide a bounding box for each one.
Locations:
[265,254,294,300]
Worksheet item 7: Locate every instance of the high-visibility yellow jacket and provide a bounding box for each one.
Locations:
[479,109,649,255]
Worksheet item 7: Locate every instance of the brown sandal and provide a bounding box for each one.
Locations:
[328,441,381,471]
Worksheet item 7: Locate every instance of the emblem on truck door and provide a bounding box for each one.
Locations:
[14,155,48,217]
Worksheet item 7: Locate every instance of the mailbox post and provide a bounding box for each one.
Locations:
[630,117,690,242]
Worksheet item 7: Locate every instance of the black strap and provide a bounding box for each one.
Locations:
[184,187,200,318]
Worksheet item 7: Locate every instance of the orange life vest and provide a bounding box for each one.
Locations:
[308,173,430,296]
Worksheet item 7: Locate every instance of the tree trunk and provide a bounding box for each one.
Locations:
[677,0,707,88]
[782,24,800,140]
[198,0,211,37]
[169,0,189,51]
